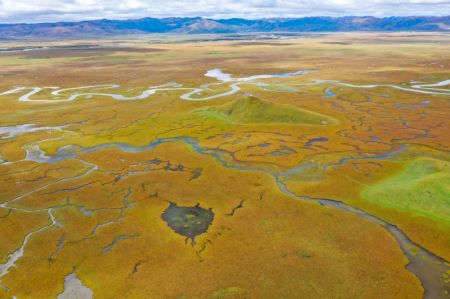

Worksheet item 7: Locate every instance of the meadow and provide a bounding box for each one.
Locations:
[0,32,449,298]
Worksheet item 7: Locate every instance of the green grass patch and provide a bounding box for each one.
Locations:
[362,157,450,225]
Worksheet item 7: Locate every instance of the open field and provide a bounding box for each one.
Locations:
[0,32,449,298]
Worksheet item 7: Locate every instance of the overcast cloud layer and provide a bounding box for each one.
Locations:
[0,0,448,24]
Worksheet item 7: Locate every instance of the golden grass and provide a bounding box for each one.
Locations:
[0,32,449,298]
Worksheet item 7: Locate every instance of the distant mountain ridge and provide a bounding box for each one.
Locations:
[0,16,449,38]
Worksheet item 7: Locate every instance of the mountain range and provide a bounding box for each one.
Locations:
[0,16,449,38]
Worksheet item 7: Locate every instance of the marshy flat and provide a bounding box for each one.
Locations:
[161,202,214,245]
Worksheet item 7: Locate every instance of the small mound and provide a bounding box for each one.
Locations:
[196,96,336,125]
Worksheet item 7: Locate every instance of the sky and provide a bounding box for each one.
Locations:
[0,0,448,24]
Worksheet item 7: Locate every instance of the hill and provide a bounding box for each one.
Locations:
[0,16,449,38]
[195,96,337,126]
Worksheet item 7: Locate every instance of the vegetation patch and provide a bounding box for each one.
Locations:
[195,96,336,126]
[362,157,450,225]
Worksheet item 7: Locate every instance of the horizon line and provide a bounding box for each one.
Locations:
[1,15,449,26]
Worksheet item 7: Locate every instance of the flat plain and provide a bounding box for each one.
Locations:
[0,32,449,298]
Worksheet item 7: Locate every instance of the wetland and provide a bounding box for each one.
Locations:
[0,32,449,298]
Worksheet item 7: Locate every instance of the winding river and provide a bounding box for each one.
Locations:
[0,69,448,103]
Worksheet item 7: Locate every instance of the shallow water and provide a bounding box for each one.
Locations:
[305,137,328,147]
[161,202,214,245]
[0,124,68,139]
[323,87,336,97]
[57,272,93,299]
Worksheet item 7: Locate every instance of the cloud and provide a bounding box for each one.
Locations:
[0,0,448,24]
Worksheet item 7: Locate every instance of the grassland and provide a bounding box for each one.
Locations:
[0,32,449,298]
